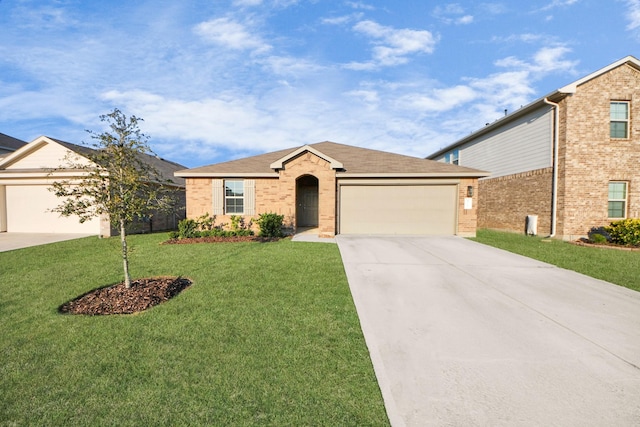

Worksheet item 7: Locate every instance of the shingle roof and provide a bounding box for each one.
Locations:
[52,138,186,186]
[176,141,488,177]
[0,133,27,151]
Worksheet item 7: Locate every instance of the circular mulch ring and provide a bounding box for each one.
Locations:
[59,276,192,315]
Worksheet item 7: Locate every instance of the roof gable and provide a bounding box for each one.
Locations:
[270,144,344,170]
[0,136,92,170]
[0,136,186,186]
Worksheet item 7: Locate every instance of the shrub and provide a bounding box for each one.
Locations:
[177,218,200,238]
[605,219,640,246]
[587,226,611,244]
[174,214,254,239]
[256,212,284,238]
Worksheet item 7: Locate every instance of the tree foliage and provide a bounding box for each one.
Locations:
[51,109,179,287]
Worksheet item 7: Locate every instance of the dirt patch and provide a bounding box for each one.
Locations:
[59,276,192,315]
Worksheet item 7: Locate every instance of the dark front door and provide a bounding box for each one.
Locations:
[296,176,319,227]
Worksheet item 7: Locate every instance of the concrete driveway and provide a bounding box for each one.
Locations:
[336,235,640,427]
[0,233,95,252]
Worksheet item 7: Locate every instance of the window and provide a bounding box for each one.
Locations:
[610,101,629,138]
[444,149,459,165]
[608,181,627,218]
[225,180,244,214]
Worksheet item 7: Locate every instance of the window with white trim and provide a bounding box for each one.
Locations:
[225,180,244,214]
[608,181,627,219]
[610,101,629,139]
[444,149,459,165]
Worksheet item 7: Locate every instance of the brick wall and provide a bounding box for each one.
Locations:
[277,152,337,237]
[457,178,479,237]
[183,152,338,236]
[558,63,640,239]
[185,178,212,219]
[478,168,553,235]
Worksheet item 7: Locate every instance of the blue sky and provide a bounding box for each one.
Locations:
[1,0,639,168]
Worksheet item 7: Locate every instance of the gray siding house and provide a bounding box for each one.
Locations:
[428,56,640,240]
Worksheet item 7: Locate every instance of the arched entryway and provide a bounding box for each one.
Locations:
[296,175,319,228]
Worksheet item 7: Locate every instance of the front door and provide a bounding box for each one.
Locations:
[296,176,319,227]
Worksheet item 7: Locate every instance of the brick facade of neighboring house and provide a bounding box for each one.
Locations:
[428,56,640,240]
[177,142,487,237]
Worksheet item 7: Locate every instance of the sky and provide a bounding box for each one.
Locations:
[1,0,640,168]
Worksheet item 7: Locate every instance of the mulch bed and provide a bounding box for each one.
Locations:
[572,238,640,251]
[59,276,192,315]
[163,236,285,244]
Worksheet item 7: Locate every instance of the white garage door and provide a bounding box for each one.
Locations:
[6,185,100,234]
[339,185,457,235]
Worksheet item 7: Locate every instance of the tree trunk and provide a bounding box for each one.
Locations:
[120,218,131,288]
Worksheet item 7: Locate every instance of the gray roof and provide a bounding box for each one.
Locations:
[177,141,488,178]
[0,133,27,151]
[52,138,186,186]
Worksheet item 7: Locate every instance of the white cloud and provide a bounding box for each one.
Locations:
[538,0,579,12]
[346,1,376,10]
[495,46,578,74]
[433,3,474,25]
[233,0,263,6]
[347,20,438,68]
[625,0,640,31]
[194,17,271,53]
[321,14,360,25]
[401,86,478,112]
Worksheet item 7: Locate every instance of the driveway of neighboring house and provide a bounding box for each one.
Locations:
[0,233,94,252]
[336,235,640,427]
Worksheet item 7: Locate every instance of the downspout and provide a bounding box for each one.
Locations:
[544,97,559,238]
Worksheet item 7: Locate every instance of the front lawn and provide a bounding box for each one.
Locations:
[0,234,389,426]
[471,229,640,292]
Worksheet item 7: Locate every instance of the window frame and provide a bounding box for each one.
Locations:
[608,181,628,219]
[444,149,459,165]
[224,180,245,215]
[610,101,630,139]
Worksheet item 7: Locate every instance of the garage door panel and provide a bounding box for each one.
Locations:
[6,185,100,233]
[340,185,457,235]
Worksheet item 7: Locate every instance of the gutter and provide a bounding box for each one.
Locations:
[543,97,560,238]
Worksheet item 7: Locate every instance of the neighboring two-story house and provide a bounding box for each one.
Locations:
[428,56,640,240]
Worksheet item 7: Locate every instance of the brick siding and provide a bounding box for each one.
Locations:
[557,63,640,239]
[478,168,553,235]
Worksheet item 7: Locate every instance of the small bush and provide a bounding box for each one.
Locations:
[174,214,254,239]
[605,219,640,246]
[177,218,200,238]
[256,212,284,238]
[587,226,611,244]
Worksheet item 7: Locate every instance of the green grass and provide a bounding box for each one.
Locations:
[471,229,640,292]
[0,234,389,426]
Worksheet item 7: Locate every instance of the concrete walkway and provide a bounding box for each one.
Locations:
[0,232,95,252]
[336,235,640,427]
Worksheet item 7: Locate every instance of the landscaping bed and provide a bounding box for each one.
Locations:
[59,276,192,315]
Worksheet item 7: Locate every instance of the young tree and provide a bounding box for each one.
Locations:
[51,109,178,288]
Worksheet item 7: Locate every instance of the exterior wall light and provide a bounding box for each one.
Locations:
[467,186,474,197]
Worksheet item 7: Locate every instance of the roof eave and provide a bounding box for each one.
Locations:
[337,172,490,178]
[175,172,280,178]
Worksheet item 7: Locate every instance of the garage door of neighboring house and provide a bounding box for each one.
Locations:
[5,185,100,233]
[339,184,458,235]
